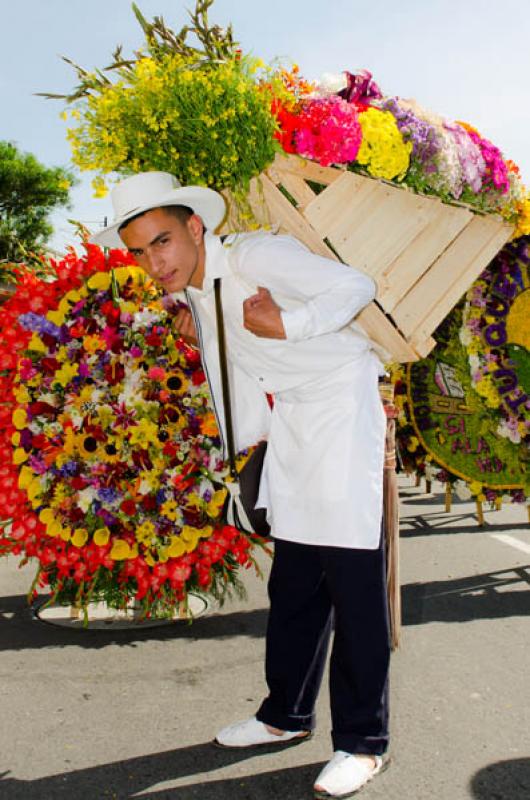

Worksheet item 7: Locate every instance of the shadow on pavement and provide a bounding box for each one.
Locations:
[0,743,323,800]
[0,594,268,652]
[400,516,530,537]
[403,564,530,625]
[470,758,530,799]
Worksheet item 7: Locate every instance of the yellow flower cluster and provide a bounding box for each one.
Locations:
[65,53,277,194]
[356,108,412,181]
[512,197,530,239]
[506,288,530,350]
[473,374,502,409]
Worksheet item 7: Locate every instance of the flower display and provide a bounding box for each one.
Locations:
[65,53,277,198]
[461,236,530,448]
[0,246,266,618]
[50,1,528,236]
[392,237,530,507]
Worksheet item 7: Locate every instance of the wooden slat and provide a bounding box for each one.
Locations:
[356,304,420,363]
[271,153,345,186]
[411,336,437,359]
[246,176,273,228]
[267,168,316,210]
[377,203,472,312]
[304,172,436,280]
[392,214,513,339]
[258,174,335,258]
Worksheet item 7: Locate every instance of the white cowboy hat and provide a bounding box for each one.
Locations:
[90,171,227,248]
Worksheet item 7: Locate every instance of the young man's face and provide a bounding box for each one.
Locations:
[119,207,206,292]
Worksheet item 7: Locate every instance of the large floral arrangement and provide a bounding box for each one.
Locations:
[50,2,530,237]
[460,236,530,448]
[392,237,530,508]
[0,246,265,618]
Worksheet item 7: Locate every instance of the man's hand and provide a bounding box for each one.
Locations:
[243,287,286,339]
[174,307,198,346]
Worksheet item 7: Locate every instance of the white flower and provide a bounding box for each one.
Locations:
[468,354,480,372]
[496,419,521,444]
[117,367,144,406]
[38,392,58,406]
[132,309,161,331]
[138,479,151,494]
[77,486,97,513]
[424,463,438,481]
[454,480,472,500]
[459,327,473,346]
[317,72,348,94]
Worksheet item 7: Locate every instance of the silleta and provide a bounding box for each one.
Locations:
[482,265,529,416]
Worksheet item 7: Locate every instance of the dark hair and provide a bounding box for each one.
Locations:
[118,204,194,233]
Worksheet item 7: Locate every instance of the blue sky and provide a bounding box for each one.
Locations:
[2,0,529,252]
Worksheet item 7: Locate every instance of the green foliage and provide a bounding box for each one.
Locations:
[44,0,277,196]
[0,141,76,264]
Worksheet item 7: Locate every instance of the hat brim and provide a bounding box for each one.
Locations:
[89,185,227,249]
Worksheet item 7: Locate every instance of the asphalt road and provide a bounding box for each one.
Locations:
[0,476,529,800]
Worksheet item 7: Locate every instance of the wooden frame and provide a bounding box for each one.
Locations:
[222,154,514,363]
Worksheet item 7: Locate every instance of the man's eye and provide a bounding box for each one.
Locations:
[158,238,169,246]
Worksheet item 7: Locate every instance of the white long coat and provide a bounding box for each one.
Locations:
[183,231,386,549]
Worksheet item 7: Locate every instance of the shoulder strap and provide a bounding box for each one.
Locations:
[214,277,238,479]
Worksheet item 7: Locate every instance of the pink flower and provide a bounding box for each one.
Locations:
[292,96,362,167]
[147,366,166,381]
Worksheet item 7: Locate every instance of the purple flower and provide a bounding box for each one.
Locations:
[339,69,382,104]
[28,455,47,474]
[444,122,486,194]
[19,312,61,339]
[97,487,119,503]
[58,461,79,477]
[96,507,117,526]
[382,98,439,166]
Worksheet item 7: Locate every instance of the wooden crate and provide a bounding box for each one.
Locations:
[221,154,514,362]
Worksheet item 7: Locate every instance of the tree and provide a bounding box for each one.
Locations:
[0,141,76,263]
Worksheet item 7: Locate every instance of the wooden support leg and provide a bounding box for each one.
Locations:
[476,499,484,526]
[445,482,452,513]
[415,474,421,487]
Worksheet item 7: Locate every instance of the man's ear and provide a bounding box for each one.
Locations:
[187,213,205,245]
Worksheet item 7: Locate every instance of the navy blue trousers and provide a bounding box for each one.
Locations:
[255,528,390,755]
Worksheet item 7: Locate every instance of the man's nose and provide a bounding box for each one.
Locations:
[146,250,164,276]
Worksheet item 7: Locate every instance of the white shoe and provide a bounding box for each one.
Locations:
[214,716,311,748]
[314,751,388,798]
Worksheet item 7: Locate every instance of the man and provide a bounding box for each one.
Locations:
[92,170,390,798]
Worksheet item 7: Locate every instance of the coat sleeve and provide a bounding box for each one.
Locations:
[234,233,377,342]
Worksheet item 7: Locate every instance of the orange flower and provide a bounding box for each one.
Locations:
[201,413,218,436]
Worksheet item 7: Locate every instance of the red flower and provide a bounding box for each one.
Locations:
[103,361,125,385]
[41,357,60,374]
[192,369,206,386]
[145,332,163,347]
[120,499,137,516]
[141,495,158,512]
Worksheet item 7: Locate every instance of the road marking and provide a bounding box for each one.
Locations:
[490,533,530,556]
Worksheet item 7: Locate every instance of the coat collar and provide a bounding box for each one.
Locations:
[186,232,229,298]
